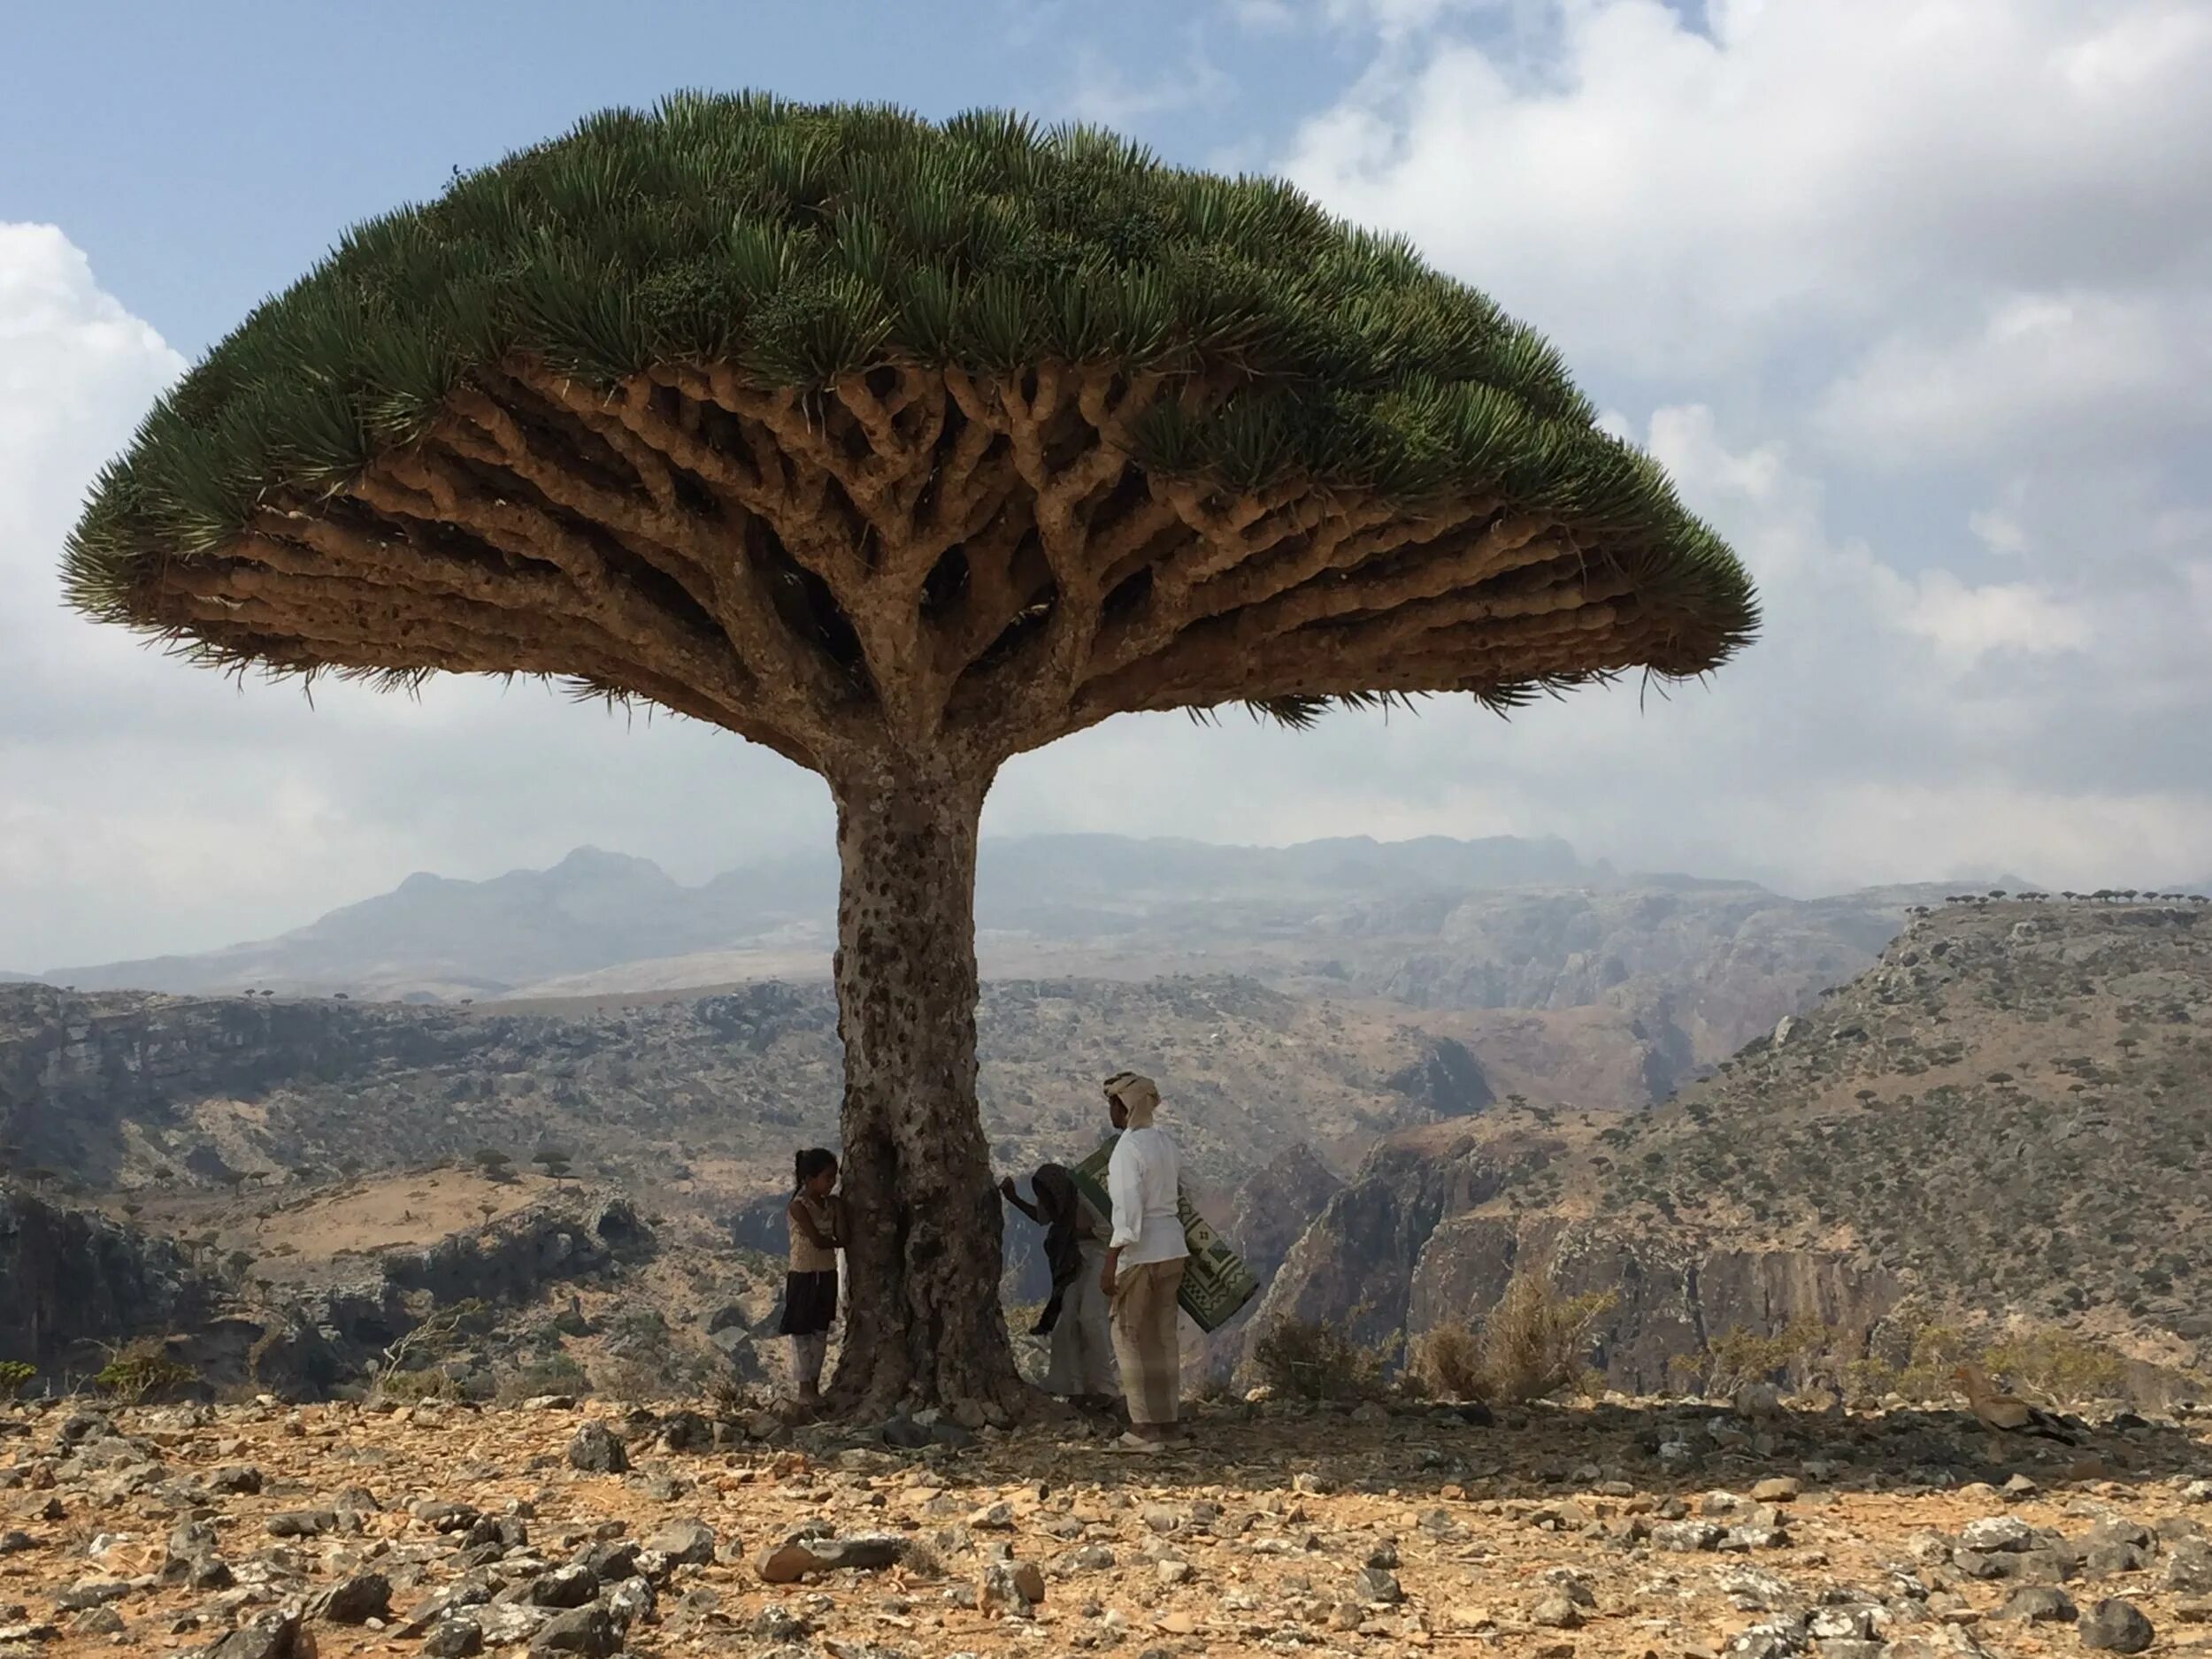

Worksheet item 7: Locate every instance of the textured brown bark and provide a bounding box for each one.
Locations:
[823,753,1025,1417]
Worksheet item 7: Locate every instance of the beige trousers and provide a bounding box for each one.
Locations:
[1110,1257,1186,1425]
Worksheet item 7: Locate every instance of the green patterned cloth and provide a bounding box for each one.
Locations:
[1070,1136,1258,1334]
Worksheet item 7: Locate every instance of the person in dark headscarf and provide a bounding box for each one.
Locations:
[1000,1161,1118,1404]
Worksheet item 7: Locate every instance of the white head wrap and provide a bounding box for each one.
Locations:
[1103,1071,1160,1128]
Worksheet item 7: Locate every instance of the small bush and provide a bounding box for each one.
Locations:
[0,1360,35,1399]
[1842,1356,1900,1404]
[1893,1323,1975,1401]
[94,1339,196,1403]
[1472,1274,1617,1405]
[1252,1317,1394,1402]
[1410,1321,1485,1400]
[495,1355,589,1404]
[1673,1317,1836,1396]
[373,1368,457,1404]
[1979,1327,2129,1409]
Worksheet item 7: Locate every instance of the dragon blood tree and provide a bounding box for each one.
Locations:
[65,94,1755,1414]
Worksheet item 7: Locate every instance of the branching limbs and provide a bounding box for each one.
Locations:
[129,354,1669,779]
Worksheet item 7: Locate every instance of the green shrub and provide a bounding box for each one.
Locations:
[93,1339,197,1403]
[1672,1317,1836,1395]
[1252,1317,1394,1402]
[0,1360,35,1399]
[1979,1326,2129,1409]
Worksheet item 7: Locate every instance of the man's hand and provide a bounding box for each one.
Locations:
[1101,1248,1120,1300]
[997,1175,1018,1201]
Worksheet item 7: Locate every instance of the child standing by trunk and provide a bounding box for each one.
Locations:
[780,1148,845,1411]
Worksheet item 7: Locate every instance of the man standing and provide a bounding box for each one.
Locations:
[1100,1071,1187,1450]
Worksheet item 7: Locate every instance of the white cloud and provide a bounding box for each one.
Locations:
[1064,37,1232,126]
[1970,508,2028,556]
[1877,572,2090,665]
[0,225,830,970]
[1230,0,2212,887]
[1816,290,2212,468]
[1279,1,2212,378]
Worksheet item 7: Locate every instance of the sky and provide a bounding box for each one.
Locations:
[5,0,2212,970]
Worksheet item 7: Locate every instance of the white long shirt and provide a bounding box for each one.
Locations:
[1106,1125,1188,1265]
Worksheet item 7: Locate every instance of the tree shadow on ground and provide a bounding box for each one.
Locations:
[800,1396,2212,1504]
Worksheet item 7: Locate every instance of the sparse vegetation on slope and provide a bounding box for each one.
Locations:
[1598,901,2212,1363]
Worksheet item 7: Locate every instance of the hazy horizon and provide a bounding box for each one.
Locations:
[15,826,2060,981]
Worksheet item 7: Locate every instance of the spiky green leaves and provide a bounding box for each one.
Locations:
[65,89,1755,678]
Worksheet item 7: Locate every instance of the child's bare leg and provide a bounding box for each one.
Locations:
[791,1333,828,1403]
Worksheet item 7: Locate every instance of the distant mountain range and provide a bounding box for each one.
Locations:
[40,833,1593,996]
[36,832,2008,1010]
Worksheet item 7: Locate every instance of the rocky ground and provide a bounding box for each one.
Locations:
[4,1393,2209,1659]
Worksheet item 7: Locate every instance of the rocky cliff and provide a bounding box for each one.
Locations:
[0,1184,220,1371]
[0,1172,655,1397]
[0,975,1444,1215]
[1244,899,2212,1387]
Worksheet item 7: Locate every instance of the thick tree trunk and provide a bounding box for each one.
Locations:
[821,753,1025,1418]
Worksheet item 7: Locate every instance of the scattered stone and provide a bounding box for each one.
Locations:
[411,1500,480,1532]
[565,1421,627,1475]
[656,1409,713,1453]
[2168,1537,2212,1592]
[1355,1566,1403,1605]
[523,1564,600,1608]
[52,1578,128,1612]
[201,1608,302,1659]
[1993,1586,2076,1623]
[1957,1516,2033,1553]
[422,1617,486,1658]
[751,1603,811,1640]
[262,1509,334,1539]
[754,1532,906,1583]
[2079,1598,2154,1653]
[0,1531,32,1555]
[1653,1520,1725,1552]
[528,1603,616,1655]
[605,1576,654,1631]
[1752,1477,1800,1502]
[1724,1615,1807,1659]
[1531,1593,1585,1629]
[473,1602,552,1645]
[879,1417,932,1451]
[646,1517,715,1566]
[310,1570,391,1624]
